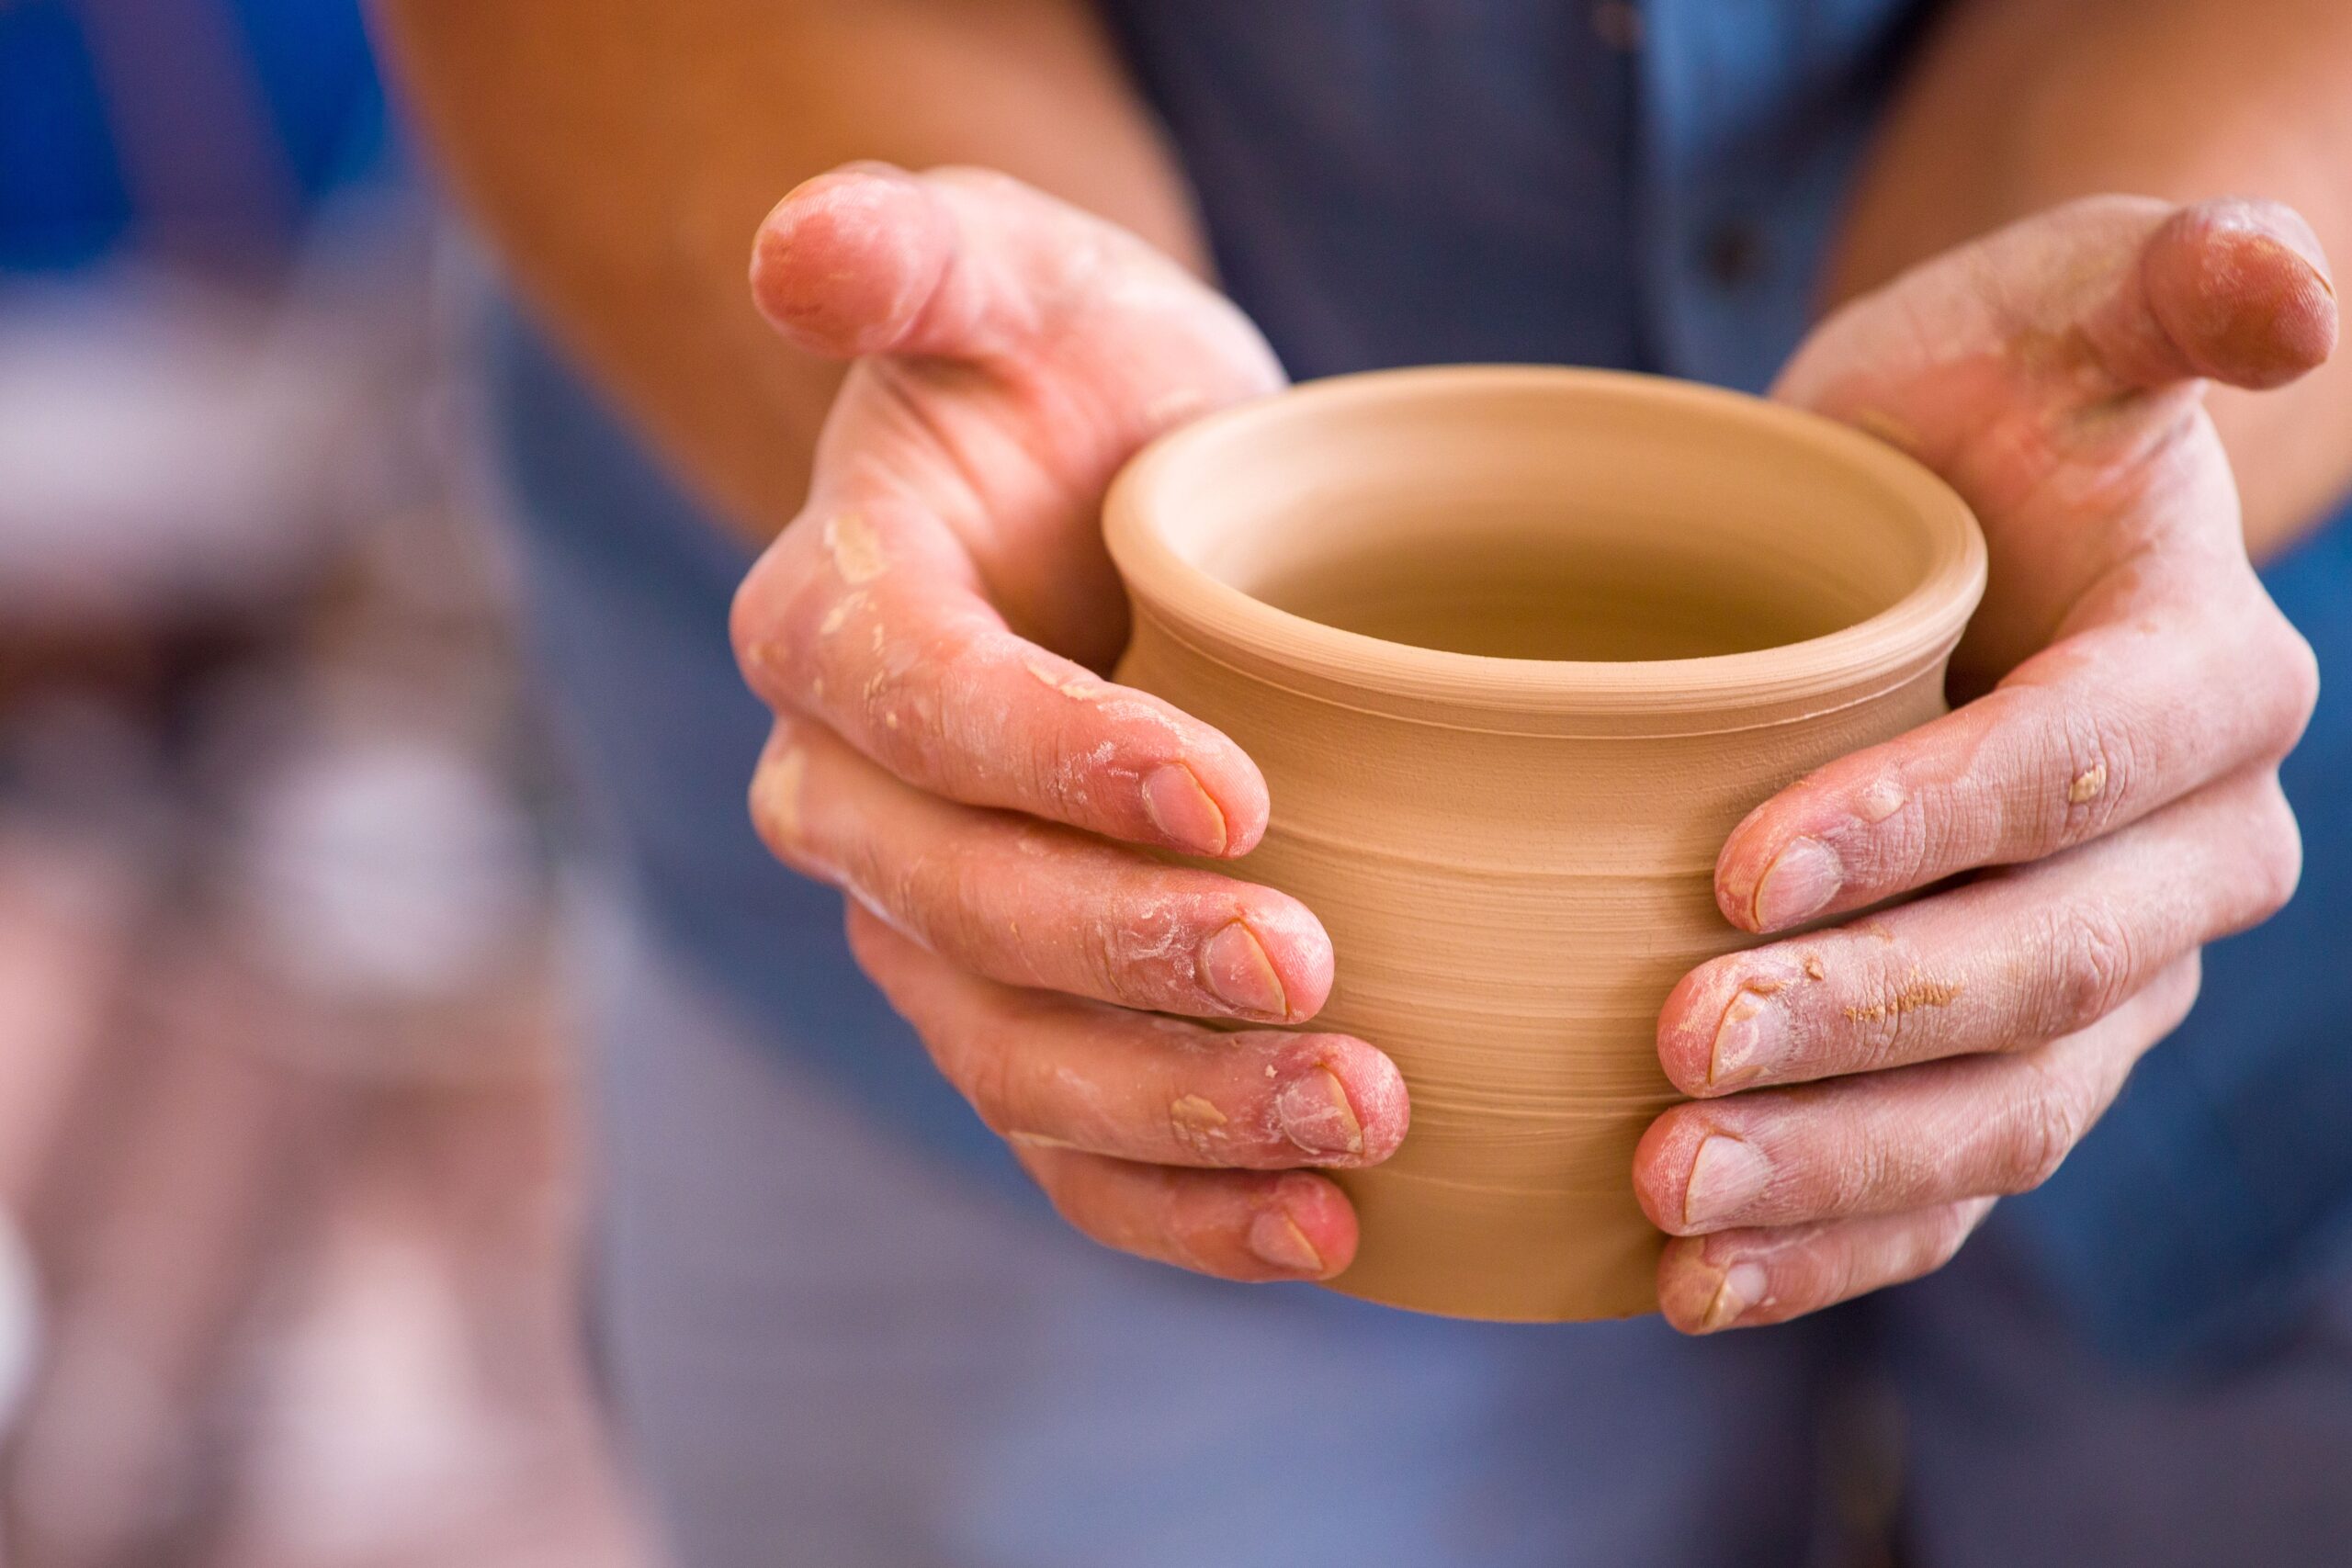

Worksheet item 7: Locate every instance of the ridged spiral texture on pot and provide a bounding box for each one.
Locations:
[1106,367,1985,1321]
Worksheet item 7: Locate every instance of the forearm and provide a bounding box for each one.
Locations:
[1830,0,2352,558]
[371,0,1203,544]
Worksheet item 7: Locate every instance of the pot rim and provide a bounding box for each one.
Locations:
[1104,366,1988,720]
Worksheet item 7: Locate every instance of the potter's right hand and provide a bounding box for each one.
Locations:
[730,164,1408,1282]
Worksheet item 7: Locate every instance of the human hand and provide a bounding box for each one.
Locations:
[730,164,1408,1282]
[1636,196,2337,1331]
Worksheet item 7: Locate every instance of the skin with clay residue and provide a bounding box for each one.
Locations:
[1843,975,1965,1023]
[1023,653,1110,701]
[753,739,809,850]
[822,510,889,583]
[1169,1093,1229,1157]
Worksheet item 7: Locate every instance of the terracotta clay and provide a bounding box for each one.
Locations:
[1104,367,1986,1321]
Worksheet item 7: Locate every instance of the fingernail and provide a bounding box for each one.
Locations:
[1709,991,1791,1090]
[1143,762,1228,854]
[1750,837,1842,930]
[1204,920,1289,1020]
[1683,1134,1773,1229]
[1275,1066,1364,1157]
[1701,1260,1770,1332]
[1247,1208,1326,1275]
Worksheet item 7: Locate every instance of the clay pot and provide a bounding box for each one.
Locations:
[1104,367,1985,1321]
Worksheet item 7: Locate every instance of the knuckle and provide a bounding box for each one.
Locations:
[1905,1201,1986,1280]
[2043,694,2135,848]
[1809,1237,1865,1313]
[1923,1201,1980,1267]
[727,556,786,672]
[2003,1060,2092,1193]
[747,742,825,876]
[899,840,989,962]
[1026,1156,1132,1254]
[2146,953,2205,1038]
[950,1011,1025,1134]
[729,532,825,691]
[2045,898,2140,1032]
[2248,784,2307,919]
[2170,949,2206,1014]
[2258,613,2322,752]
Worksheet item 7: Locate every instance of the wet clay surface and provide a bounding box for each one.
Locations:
[1108,367,1984,1320]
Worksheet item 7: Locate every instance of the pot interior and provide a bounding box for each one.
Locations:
[1148,373,1947,663]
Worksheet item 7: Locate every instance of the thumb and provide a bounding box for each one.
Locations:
[749,161,1282,390]
[1777,195,2336,466]
[749,161,967,358]
[2130,198,2337,390]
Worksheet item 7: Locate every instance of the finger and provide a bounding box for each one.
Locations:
[756,719,1330,1022]
[749,162,964,359]
[1778,196,2335,479]
[1012,1144,1356,1282]
[745,160,1283,667]
[1665,770,2300,1094]
[1717,592,2318,931]
[735,518,1269,858]
[1657,1199,1997,1334]
[751,162,1279,382]
[846,904,1406,1168]
[736,168,1285,855]
[1769,197,2333,756]
[1745,202,2330,936]
[1636,953,2200,1236]
[2134,200,2340,390]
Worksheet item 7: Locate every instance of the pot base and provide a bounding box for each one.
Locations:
[1326,1173,1664,1322]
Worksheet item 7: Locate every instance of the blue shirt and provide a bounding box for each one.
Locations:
[0,0,387,271]
[487,0,2352,1368]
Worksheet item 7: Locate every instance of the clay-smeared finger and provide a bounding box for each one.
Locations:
[1663,773,2300,1095]
[750,162,1279,383]
[1636,954,2200,1236]
[1013,1144,1358,1282]
[1733,197,2333,933]
[1713,598,2316,933]
[733,164,1286,856]
[845,905,1407,1169]
[1778,196,2335,500]
[755,718,1331,1023]
[1657,1199,1997,1334]
[735,513,1272,859]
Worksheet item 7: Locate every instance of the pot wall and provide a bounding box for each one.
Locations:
[1105,367,1984,1322]
[1116,622,1951,1319]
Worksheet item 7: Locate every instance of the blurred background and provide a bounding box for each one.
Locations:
[0,2,650,1562]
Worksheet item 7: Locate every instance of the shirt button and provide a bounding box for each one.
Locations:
[1702,220,1767,288]
[1590,3,1644,51]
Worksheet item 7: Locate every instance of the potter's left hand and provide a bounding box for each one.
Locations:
[1634,196,2338,1332]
